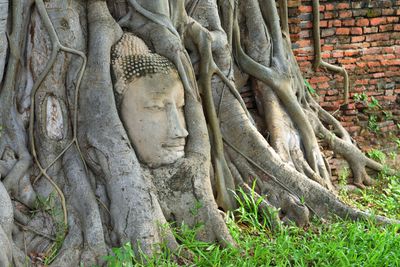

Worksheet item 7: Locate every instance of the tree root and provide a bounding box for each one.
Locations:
[0,0,36,209]
[307,109,388,188]
[28,0,88,226]
[232,3,331,185]
[312,0,349,103]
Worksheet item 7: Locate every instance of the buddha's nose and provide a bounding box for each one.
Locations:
[167,104,188,139]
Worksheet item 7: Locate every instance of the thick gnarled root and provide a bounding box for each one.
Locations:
[306,108,390,188]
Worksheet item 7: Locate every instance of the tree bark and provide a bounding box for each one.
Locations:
[0,0,396,265]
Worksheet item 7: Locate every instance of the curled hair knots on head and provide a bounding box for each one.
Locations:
[111,33,176,98]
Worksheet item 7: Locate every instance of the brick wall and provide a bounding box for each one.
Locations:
[289,0,400,140]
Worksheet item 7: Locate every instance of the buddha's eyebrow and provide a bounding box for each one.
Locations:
[148,92,167,98]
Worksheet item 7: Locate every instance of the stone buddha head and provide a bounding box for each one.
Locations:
[112,33,188,168]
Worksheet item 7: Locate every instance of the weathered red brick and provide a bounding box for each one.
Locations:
[355,79,369,85]
[365,33,390,42]
[351,27,363,35]
[325,96,339,101]
[387,17,399,23]
[320,20,328,27]
[343,19,355,27]
[299,30,310,38]
[326,89,338,96]
[370,17,387,26]
[363,47,382,55]
[287,0,301,7]
[344,50,361,56]
[379,24,394,32]
[364,27,379,34]
[382,8,395,16]
[373,73,385,78]
[381,59,400,66]
[318,82,330,89]
[367,61,381,67]
[299,5,312,13]
[339,58,357,64]
[337,3,350,9]
[383,95,397,101]
[297,39,311,47]
[336,28,350,35]
[322,28,335,37]
[301,21,313,29]
[356,18,369,27]
[324,12,335,19]
[332,51,344,58]
[310,76,330,83]
[351,36,365,42]
[321,52,331,59]
[355,61,367,68]
[339,11,352,18]
[383,47,395,53]
[348,126,361,133]
[329,19,342,27]
[325,3,335,11]
[322,45,334,51]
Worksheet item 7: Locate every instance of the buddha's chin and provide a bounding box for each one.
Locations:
[144,149,185,168]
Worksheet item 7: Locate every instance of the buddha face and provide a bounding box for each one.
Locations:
[120,71,188,168]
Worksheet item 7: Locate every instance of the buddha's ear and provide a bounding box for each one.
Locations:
[114,79,126,95]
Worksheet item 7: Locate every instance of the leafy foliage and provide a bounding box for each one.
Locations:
[103,243,135,267]
[353,92,368,103]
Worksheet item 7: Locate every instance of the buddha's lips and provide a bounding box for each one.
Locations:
[162,142,185,148]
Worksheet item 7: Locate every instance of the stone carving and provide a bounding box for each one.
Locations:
[111,33,188,168]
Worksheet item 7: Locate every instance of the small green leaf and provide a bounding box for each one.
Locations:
[304,79,317,96]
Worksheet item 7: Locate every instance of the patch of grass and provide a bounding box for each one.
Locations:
[367,149,386,163]
[104,216,400,267]
[232,184,278,231]
[338,166,350,186]
[34,194,68,265]
[341,171,400,220]
[104,173,400,266]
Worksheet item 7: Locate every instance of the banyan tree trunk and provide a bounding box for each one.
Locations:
[0,0,396,266]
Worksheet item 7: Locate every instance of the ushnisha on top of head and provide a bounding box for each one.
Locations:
[111,33,176,95]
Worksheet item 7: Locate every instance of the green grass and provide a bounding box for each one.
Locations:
[104,172,400,267]
[340,171,400,221]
